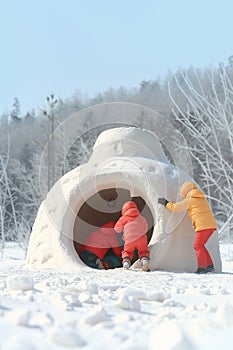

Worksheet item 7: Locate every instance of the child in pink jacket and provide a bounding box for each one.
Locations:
[114,201,150,271]
[79,221,122,269]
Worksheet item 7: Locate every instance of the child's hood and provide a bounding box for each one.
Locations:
[188,189,204,198]
[122,201,140,217]
[180,181,204,199]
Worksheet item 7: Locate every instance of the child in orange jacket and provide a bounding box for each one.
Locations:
[114,201,150,271]
[158,181,217,274]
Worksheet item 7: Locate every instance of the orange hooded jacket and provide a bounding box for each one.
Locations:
[166,181,217,232]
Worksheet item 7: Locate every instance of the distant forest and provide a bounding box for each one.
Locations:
[1,58,233,247]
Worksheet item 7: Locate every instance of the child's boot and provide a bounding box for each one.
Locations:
[206,264,215,273]
[96,259,105,270]
[195,267,209,274]
[123,258,131,270]
[141,258,149,271]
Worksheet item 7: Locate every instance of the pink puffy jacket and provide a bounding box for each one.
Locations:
[79,221,122,260]
[114,201,148,244]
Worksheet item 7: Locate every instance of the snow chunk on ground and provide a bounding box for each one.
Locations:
[116,287,146,299]
[4,309,31,326]
[149,322,195,350]
[2,336,36,350]
[213,303,233,327]
[115,294,141,312]
[144,291,170,302]
[115,287,169,302]
[6,275,34,291]
[47,327,86,347]
[50,294,82,311]
[30,311,53,327]
[75,281,98,293]
[78,291,94,303]
[120,342,145,350]
[81,306,109,325]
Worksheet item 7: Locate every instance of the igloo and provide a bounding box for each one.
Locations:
[26,127,222,272]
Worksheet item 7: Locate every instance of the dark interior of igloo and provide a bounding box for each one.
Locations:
[73,187,154,269]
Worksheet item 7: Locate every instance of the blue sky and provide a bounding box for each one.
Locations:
[1,0,233,115]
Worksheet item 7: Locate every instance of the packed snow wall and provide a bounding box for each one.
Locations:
[26,127,222,272]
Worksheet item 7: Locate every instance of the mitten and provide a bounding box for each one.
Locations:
[158,197,169,207]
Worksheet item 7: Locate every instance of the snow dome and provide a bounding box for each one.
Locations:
[26,127,222,272]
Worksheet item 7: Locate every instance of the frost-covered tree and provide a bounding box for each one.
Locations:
[168,66,233,239]
[0,140,18,253]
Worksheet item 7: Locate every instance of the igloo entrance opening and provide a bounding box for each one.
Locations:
[73,187,154,268]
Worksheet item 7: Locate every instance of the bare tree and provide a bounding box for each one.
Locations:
[0,137,18,255]
[168,66,233,240]
[0,132,43,255]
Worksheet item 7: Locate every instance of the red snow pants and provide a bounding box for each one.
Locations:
[122,235,150,261]
[194,228,215,268]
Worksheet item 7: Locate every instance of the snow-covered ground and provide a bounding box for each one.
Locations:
[0,242,233,350]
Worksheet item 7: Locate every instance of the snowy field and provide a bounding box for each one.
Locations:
[0,243,233,350]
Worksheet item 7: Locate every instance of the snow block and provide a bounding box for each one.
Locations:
[6,275,34,291]
[26,127,222,272]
